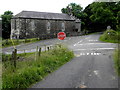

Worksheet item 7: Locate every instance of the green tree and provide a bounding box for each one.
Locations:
[116,11,120,31]
[61,3,87,30]
[1,11,13,39]
[61,3,83,17]
[83,2,120,32]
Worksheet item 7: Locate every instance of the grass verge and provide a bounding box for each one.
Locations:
[2,38,40,48]
[2,45,74,88]
[114,46,120,76]
[99,29,120,43]
[100,29,120,76]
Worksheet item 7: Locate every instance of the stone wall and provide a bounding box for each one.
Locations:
[11,18,76,39]
[0,20,2,37]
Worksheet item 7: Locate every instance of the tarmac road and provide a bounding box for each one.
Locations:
[2,33,119,88]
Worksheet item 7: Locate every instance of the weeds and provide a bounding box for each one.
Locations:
[100,30,120,76]
[114,47,120,76]
[2,45,74,88]
[99,29,120,43]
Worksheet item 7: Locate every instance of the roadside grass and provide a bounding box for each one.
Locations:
[99,29,120,43]
[0,62,2,89]
[100,29,120,76]
[113,48,120,76]
[0,53,2,89]
[2,38,40,48]
[2,45,74,88]
[0,37,2,48]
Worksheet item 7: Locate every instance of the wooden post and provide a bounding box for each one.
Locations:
[38,47,41,57]
[47,47,49,51]
[12,49,17,68]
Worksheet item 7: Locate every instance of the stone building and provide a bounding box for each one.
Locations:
[0,18,2,37]
[10,11,81,39]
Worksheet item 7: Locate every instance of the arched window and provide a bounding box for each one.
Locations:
[47,21,50,33]
[61,22,65,31]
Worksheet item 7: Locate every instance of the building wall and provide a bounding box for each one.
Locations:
[0,20,2,37]
[75,22,81,32]
[11,18,75,39]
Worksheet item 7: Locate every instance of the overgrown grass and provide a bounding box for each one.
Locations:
[99,29,120,43]
[100,30,120,76]
[114,47,120,76]
[0,62,2,89]
[0,52,2,89]
[2,38,40,48]
[2,45,74,88]
[0,37,2,48]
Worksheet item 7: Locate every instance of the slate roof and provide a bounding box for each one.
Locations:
[13,11,75,21]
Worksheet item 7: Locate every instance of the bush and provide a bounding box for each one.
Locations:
[99,29,120,43]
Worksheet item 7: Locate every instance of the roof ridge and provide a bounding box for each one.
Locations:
[13,10,75,21]
[21,10,67,15]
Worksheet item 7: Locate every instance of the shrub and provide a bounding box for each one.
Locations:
[99,29,120,43]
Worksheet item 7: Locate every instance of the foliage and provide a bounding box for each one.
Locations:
[83,2,120,32]
[1,11,13,39]
[61,3,87,30]
[114,48,120,76]
[99,29,120,43]
[116,11,120,31]
[2,45,74,88]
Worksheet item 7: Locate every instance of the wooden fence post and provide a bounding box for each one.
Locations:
[38,47,41,57]
[12,49,17,68]
[47,47,49,51]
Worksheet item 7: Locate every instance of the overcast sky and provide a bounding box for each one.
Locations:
[0,0,94,15]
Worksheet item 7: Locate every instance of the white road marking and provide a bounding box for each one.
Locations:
[74,48,115,51]
[78,43,114,45]
[75,53,101,57]
[89,40,98,42]
[96,53,100,55]
[94,53,97,55]
[91,53,93,55]
[74,40,83,46]
[87,53,89,55]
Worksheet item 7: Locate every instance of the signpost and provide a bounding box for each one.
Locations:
[57,32,66,40]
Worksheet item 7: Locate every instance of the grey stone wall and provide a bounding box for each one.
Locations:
[0,20,2,37]
[11,18,76,39]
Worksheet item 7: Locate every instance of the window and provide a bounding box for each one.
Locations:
[61,22,65,32]
[47,21,50,34]
[14,19,16,30]
[31,20,35,31]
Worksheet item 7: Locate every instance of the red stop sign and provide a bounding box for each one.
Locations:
[57,32,66,40]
